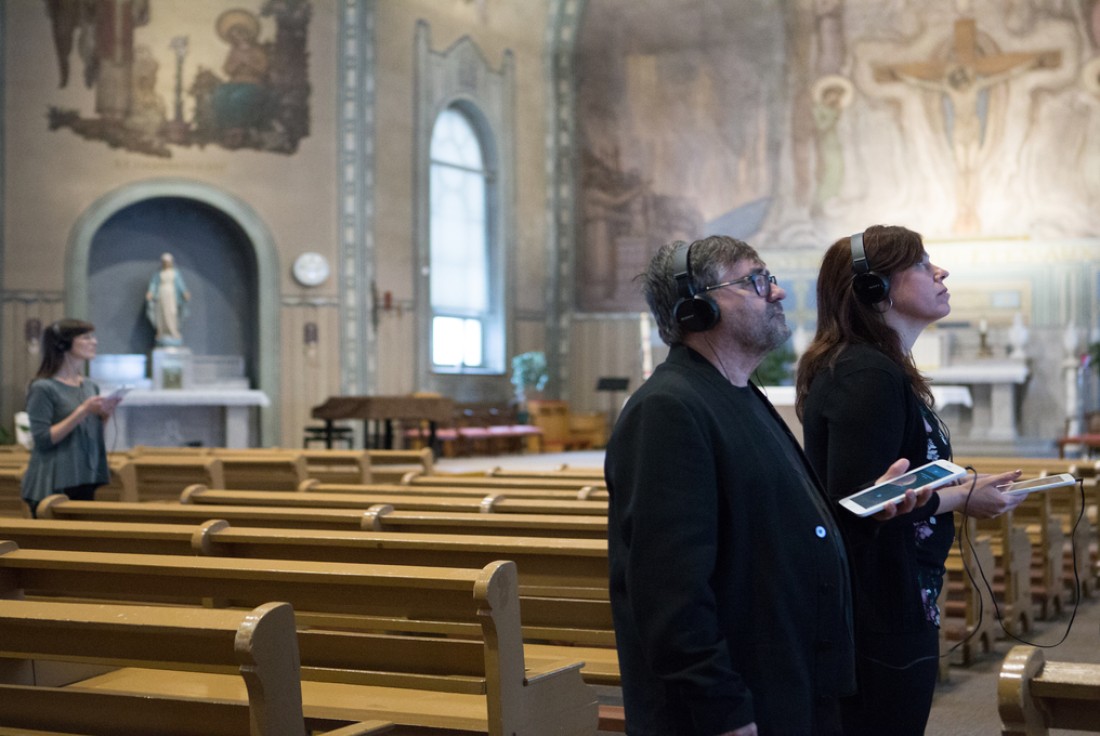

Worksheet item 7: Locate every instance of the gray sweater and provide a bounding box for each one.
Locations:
[21,378,110,504]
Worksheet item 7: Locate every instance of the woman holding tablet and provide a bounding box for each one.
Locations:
[795,225,1023,735]
[21,319,119,517]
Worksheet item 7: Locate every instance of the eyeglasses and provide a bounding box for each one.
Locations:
[700,270,777,298]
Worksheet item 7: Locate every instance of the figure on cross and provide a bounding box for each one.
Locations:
[874,18,1060,234]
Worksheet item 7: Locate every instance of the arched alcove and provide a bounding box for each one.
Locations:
[66,179,280,445]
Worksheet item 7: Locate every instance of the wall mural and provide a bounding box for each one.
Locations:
[43,0,312,156]
[575,0,1100,312]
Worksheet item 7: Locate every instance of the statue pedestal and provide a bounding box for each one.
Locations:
[152,347,193,389]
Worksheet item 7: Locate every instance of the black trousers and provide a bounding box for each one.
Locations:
[25,483,99,518]
[841,628,940,736]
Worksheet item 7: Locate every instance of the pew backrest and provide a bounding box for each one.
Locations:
[0,598,309,736]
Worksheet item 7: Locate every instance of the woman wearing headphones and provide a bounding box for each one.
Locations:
[795,225,1023,735]
[21,319,118,517]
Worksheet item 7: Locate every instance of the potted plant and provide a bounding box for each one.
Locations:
[511,351,548,422]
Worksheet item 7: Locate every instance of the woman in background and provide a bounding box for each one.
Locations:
[796,225,1023,735]
[21,319,117,517]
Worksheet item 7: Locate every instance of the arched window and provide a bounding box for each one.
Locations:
[428,106,500,371]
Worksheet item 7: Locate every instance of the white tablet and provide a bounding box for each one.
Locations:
[999,473,1076,496]
[104,385,133,402]
[839,459,968,518]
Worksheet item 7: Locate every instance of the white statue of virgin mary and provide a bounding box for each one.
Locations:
[145,252,191,346]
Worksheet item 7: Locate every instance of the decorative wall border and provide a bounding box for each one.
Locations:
[545,0,586,400]
[337,0,376,394]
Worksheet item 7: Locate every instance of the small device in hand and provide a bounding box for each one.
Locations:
[998,473,1076,496]
[104,385,133,402]
[840,459,967,517]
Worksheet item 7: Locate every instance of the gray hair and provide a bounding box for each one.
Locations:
[641,234,761,345]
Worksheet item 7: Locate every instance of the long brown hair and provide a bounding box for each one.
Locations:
[795,225,933,420]
[34,319,95,380]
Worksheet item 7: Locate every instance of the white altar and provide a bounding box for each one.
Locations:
[926,360,1030,441]
[104,389,270,450]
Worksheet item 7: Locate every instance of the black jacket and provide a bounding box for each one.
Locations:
[606,345,855,735]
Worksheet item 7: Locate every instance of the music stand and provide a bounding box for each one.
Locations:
[596,377,630,435]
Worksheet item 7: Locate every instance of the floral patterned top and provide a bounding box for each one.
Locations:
[913,403,955,626]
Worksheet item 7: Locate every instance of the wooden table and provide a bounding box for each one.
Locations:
[311,395,455,451]
[1055,433,1100,459]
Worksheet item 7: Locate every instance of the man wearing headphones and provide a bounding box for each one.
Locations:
[605,235,920,735]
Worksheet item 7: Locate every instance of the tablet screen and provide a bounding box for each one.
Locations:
[845,463,959,511]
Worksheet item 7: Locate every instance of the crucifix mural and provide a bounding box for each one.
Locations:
[874,18,1060,234]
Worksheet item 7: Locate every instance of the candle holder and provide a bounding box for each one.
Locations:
[978,330,994,358]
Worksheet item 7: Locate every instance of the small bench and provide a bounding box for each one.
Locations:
[0,597,391,736]
[999,645,1100,735]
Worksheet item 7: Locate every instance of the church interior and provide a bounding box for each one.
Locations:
[2,0,1100,733]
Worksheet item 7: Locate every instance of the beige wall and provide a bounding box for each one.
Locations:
[1,0,553,444]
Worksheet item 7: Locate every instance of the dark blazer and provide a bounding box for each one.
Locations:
[801,343,953,636]
[606,345,855,735]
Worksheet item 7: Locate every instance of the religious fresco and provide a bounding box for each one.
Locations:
[43,0,312,156]
[575,0,1100,312]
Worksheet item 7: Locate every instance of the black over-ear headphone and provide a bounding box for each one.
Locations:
[850,230,890,305]
[671,241,720,332]
[50,322,72,352]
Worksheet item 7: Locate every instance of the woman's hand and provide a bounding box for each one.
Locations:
[870,458,936,521]
[81,395,114,420]
[937,470,1025,517]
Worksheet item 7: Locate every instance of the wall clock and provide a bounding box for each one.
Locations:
[292,252,330,287]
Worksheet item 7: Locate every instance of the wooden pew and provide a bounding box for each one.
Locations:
[210,450,310,491]
[0,543,599,735]
[0,517,609,597]
[128,446,376,486]
[182,486,610,516]
[0,517,620,685]
[975,512,1035,636]
[0,466,26,517]
[488,466,604,482]
[127,445,211,457]
[999,645,1100,735]
[115,456,226,502]
[954,455,1091,598]
[1010,489,1068,620]
[0,598,391,736]
[400,473,606,492]
[36,495,610,538]
[299,449,372,484]
[366,448,434,483]
[299,479,608,501]
[943,517,997,665]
